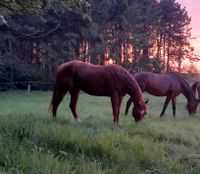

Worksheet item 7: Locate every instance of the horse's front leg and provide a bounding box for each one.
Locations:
[125,97,132,116]
[111,94,120,123]
[69,89,80,122]
[172,97,176,117]
[198,88,200,100]
[160,96,171,117]
[117,96,123,122]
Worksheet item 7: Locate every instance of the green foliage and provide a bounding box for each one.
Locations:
[0,0,195,89]
[158,0,192,72]
[13,64,43,81]
[133,56,164,72]
[0,91,200,173]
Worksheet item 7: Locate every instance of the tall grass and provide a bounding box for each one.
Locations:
[0,91,200,173]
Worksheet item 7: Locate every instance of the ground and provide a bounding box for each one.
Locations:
[0,90,200,174]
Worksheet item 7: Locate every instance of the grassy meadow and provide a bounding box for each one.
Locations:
[0,90,200,174]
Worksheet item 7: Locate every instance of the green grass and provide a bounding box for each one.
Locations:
[0,90,200,173]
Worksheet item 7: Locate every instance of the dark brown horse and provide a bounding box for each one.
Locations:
[125,72,200,117]
[191,81,200,100]
[49,60,148,123]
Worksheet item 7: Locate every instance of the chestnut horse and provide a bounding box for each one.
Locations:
[125,72,200,117]
[191,81,200,100]
[49,60,147,123]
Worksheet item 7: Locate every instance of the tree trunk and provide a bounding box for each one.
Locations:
[166,36,171,72]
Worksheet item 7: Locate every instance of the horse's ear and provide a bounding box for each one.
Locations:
[144,98,149,104]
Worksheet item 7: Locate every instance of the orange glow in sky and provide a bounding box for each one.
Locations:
[177,0,200,70]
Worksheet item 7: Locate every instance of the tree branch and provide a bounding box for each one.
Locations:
[0,1,22,14]
[10,10,61,40]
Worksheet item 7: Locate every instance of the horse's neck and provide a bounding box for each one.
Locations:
[126,79,143,105]
[181,80,196,102]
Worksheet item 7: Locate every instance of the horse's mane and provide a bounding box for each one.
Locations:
[113,66,143,100]
[125,70,142,92]
[107,64,136,84]
[191,81,199,93]
[168,72,195,99]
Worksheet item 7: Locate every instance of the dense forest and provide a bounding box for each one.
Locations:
[0,0,199,90]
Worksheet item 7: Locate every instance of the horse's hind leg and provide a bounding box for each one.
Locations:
[125,97,132,116]
[52,90,68,120]
[172,97,176,117]
[69,89,80,122]
[160,96,171,117]
[53,91,67,119]
[52,81,69,120]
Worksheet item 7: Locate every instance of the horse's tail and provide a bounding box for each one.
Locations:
[191,81,198,95]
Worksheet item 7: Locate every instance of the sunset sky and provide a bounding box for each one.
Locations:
[177,0,200,69]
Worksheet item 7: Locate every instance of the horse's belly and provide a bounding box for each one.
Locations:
[74,76,113,96]
[82,88,109,96]
[146,88,168,96]
[80,85,109,96]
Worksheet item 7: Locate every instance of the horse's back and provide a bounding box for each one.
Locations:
[56,60,81,77]
[134,72,182,96]
[55,61,130,96]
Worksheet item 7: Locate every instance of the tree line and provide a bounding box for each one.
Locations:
[0,0,199,90]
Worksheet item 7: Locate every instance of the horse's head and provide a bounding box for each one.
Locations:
[186,99,200,115]
[132,99,148,122]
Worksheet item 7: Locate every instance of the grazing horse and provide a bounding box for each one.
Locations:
[191,81,200,100]
[49,60,148,123]
[125,72,200,117]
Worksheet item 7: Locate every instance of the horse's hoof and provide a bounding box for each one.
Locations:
[74,118,81,123]
[111,122,122,129]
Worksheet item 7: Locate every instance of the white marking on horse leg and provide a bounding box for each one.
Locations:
[74,117,81,123]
